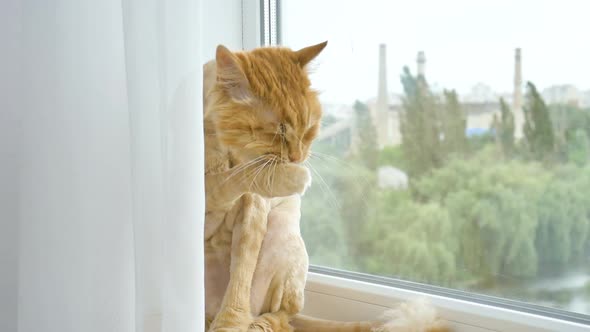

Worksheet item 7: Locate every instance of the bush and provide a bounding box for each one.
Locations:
[303,143,590,291]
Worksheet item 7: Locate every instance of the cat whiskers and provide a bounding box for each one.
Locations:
[309,151,371,210]
[304,160,341,209]
[236,156,268,188]
[268,157,279,196]
[220,155,267,186]
[249,156,274,193]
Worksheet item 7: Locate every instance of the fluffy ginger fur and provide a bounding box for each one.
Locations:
[203,42,449,332]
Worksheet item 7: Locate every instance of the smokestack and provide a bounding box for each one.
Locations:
[377,44,388,109]
[513,48,522,110]
[512,48,525,139]
[417,51,426,77]
[376,44,389,149]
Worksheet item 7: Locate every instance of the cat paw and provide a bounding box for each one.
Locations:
[261,164,311,197]
[208,310,251,332]
[249,311,294,332]
[280,164,311,196]
[209,321,247,332]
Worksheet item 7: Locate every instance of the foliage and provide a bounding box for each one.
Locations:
[413,147,547,280]
[378,145,406,170]
[399,67,443,177]
[566,129,590,166]
[440,90,468,157]
[399,70,470,178]
[333,164,376,268]
[352,100,379,170]
[523,82,555,161]
[492,98,516,157]
[302,144,590,290]
[467,130,495,153]
[363,192,456,285]
[535,164,590,272]
[549,105,590,165]
[322,114,339,127]
[300,146,348,267]
[300,81,590,313]
[302,139,376,269]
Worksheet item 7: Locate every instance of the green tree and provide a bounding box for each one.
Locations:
[493,98,515,157]
[352,100,379,170]
[413,148,548,281]
[549,105,590,163]
[333,165,376,270]
[441,90,467,157]
[535,165,590,273]
[322,114,339,127]
[399,67,442,178]
[362,192,457,285]
[567,129,590,166]
[301,141,350,267]
[523,82,555,161]
[378,145,406,170]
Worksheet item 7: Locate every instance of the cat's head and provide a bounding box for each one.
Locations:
[211,42,327,164]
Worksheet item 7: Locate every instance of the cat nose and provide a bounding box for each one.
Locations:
[289,152,302,163]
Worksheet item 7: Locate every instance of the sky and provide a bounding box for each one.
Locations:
[281,0,590,104]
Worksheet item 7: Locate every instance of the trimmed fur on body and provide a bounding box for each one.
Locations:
[203,42,449,332]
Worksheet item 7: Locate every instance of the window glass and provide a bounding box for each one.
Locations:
[282,0,590,315]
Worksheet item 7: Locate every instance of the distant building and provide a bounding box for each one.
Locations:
[463,83,497,103]
[542,85,582,107]
[463,101,500,136]
[364,93,403,147]
[462,83,501,136]
[322,103,354,120]
[377,166,408,190]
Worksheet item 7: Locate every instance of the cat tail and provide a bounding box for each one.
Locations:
[291,299,449,332]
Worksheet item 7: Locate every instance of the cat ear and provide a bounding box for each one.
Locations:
[294,41,328,67]
[216,45,252,102]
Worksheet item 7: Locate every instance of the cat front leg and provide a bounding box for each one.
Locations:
[248,196,307,332]
[208,194,270,332]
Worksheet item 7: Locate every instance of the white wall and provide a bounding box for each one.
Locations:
[0,0,22,331]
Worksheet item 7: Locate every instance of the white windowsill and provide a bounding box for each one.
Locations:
[302,272,590,332]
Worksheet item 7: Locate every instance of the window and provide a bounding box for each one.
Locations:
[279,0,590,323]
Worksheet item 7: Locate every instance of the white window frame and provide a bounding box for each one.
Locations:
[243,1,590,331]
[241,0,280,50]
[305,269,589,332]
[241,0,261,50]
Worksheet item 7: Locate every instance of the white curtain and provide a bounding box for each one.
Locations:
[1,0,205,331]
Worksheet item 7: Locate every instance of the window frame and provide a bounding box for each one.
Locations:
[307,267,590,331]
[249,1,590,330]
[305,270,590,332]
[241,0,280,50]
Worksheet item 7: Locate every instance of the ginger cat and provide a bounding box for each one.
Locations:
[203,42,448,332]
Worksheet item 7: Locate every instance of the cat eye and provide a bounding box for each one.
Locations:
[279,123,286,135]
